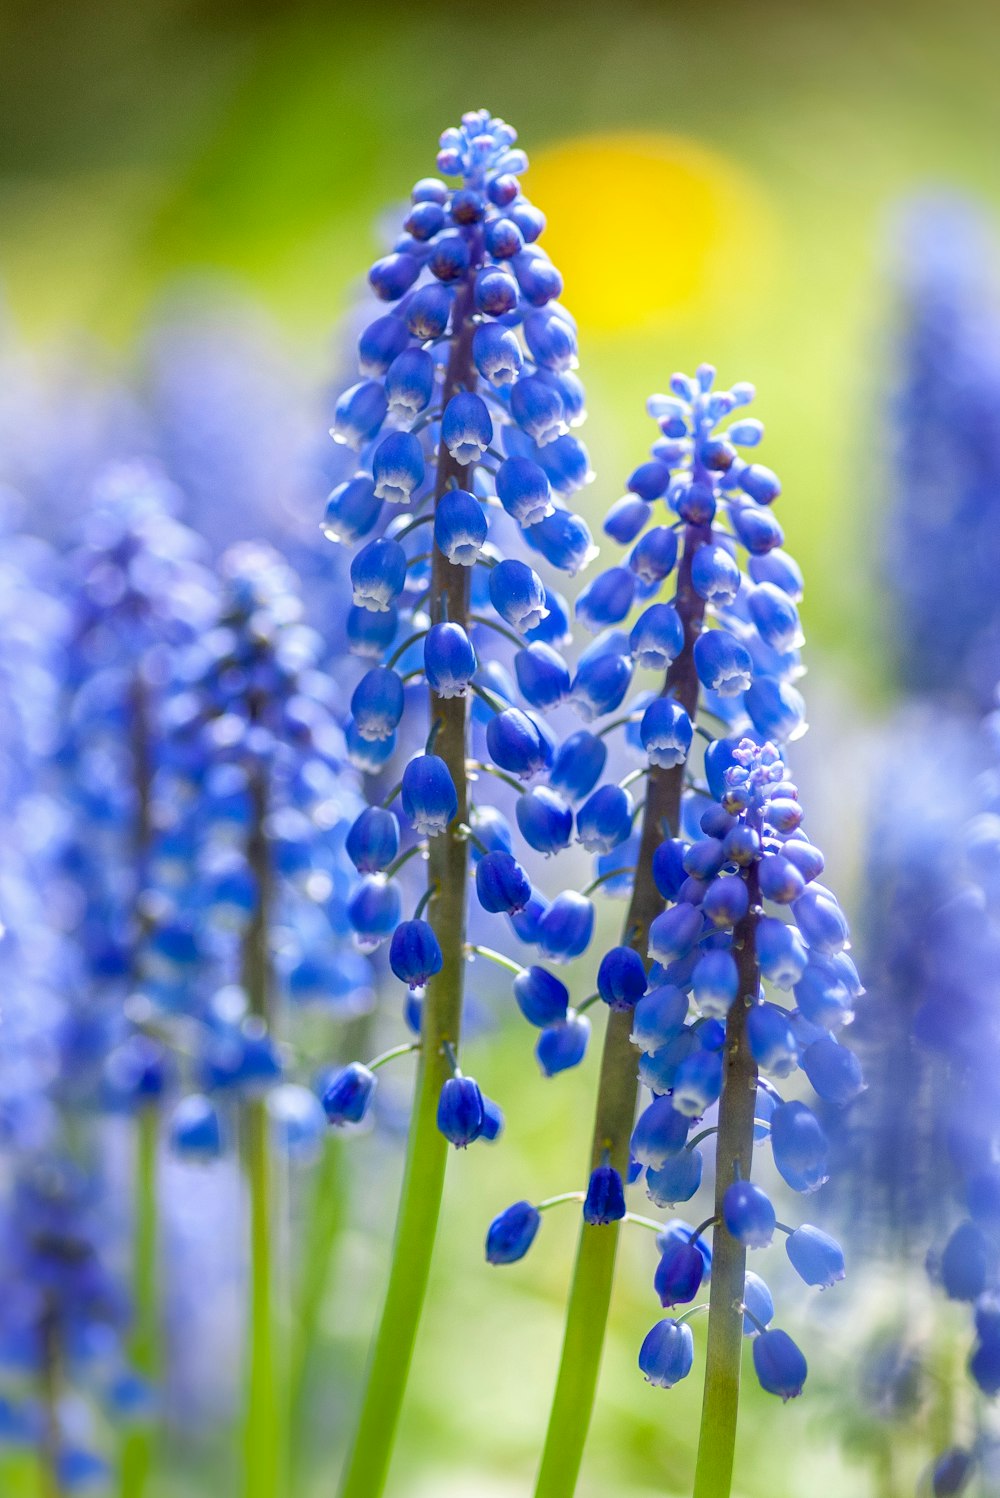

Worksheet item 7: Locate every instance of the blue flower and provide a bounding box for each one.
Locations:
[583,1166,626,1225]
[638,1319,695,1388]
[437,1076,485,1148]
[486,1201,542,1265]
[751,1329,807,1400]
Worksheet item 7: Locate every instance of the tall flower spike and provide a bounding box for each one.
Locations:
[325,110,594,1498]
[529,371,856,1498]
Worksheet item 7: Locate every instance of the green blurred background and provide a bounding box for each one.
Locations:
[2,1,998,1492]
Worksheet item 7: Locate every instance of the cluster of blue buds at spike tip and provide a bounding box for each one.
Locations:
[483,368,861,1401]
[320,108,620,1138]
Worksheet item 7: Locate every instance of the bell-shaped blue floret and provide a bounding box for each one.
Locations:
[401,754,458,836]
[322,1062,378,1125]
[638,1319,695,1388]
[442,391,492,464]
[351,667,405,742]
[631,984,689,1052]
[723,1181,776,1248]
[490,558,549,633]
[511,374,566,447]
[351,537,407,612]
[630,603,685,671]
[604,495,650,544]
[369,251,421,301]
[346,723,397,776]
[347,875,401,951]
[346,807,400,874]
[496,456,553,526]
[745,677,807,742]
[516,786,573,855]
[523,307,578,370]
[702,874,750,928]
[756,916,808,989]
[473,322,523,386]
[770,1100,829,1193]
[405,283,453,338]
[536,1011,590,1074]
[746,1002,799,1078]
[372,430,425,505]
[648,902,703,966]
[691,949,739,1019]
[576,567,637,634]
[424,622,477,698]
[631,1095,690,1169]
[785,1225,845,1288]
[655,1238,705,1306]
[577,784,634,854]
[651,839,688,901]
[513,965,569,1027]
[514,642,570,710]
[548,729,606,802]
[476,850,531,914]
[437,1075,485,1147]
[322,476,383,545]
[749,547,803,599]
[793,887,850,955]
[801,1036,864,1105]
[732,501,784,555]
[526,586,572,647]
[169,1094,224,1160]
[692,542,741,604]
[429,232,471,282]
[597,946,647,1010]
[583,1165,626,1225]
[434,489,487,566]
[384,347,435,422]
[513,249,563,306]
[389,919,443,989]
[748,581,802,653]
[694,629,753,696]
[940,1221,993,1302]
[348,602,398,658]
[358,313,410,376]
[536,891,594,962]
[752,1328,807,1400]
[570,631,633,720]
[524,503,596,572]
[332,379,388,448]
[672,1048,724,1117]
[646,1147,703,1207]
[486,707,553,780]
[629,526,678,585]
[639,698,693,768]
[475,265,519,317]
[486,1200,542,1265]
[931,1450,976,1497]
[758,853,806,904]
[794,953,856,1031]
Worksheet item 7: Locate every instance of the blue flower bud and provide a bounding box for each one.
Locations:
[694,629,754,696]
[351,667,405,742]
[746,1003,798,1079]
[785,1225,845,1289]
[692,542,741,604]
[631,984,689,1051]
[521,587,569,649]
[676,479,716,524]
[442,391,492,464]
[485,215,525,258]
[490,558,549,633]
[332,380,389,451]
[511,374,566,446]
[782,838,824,882]
[638,1319,695,1388]
[627,458,671,501]
[605,495,651,544]
[496,456,553,526]
[631,1095,690,1168]
[524,503,596,571]
[403,198,446,237]
[371,430,425,506]
[358,314,411,375]
[691,949,739,1018]
[346,722,397,775]
[476,850,531,914]
[384,348,435,423]
[794,954,855,1031]
[655,1238,705,1306]
[437,1076,485,1147]
[583,1165,626,1225]
[756,916,808,989]
[346,807,400,874]
[638,1028,700,1095]
[770,1101,829,1193]
[523,307,578,370]
[758,853,806,904]
[513,965,569,1027]
[429,232,471,282]
[748,581,802,654]
[940,1221,992,1301]
[648,902,703,966]
[570,632,634,720]
[351,536,407,612]
[548,729,607,802]
[629,526,678,585]
[369,252,421,301]
[424,622,477,698]
[646,1147,703,1207]
[169,1094,224,1160]
[473,322,523,386]
[740,463,781,503]
[322,1062,377,1125]
[513,249,562,307]
[406,283,454,338]
[401,754,458,836]
[793,887,850,955]
[537,1011,590,1074]
[433,489,487,566]
[970,1338,1000,1398]
[323,476,383,544]
[389,919,443,989]
[752,1329,807,1400]
[486,707,552,779]
[801,1036,864,1105]
[486,1200,541,1265]
[411,176,447,203]
[702,874,749,929]
[764,796,803,834]
[672,1047,724,1117]
[514,642,570,710]
[537,891,595,962]
[732,501,784,555]
[597,946,647,1011]
[475,266,519,317]
[639,698,693,768]
[749,547,804,599]
[347,875,402,951]
[577,784,634,854]
[931,1450,975,1497]
[745,677,807,742]
[723,1181,776,1248]
[575,567,637,634]
[516,786,573,855]
[348,601,398,658]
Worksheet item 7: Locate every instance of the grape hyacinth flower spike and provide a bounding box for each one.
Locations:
[500,371,857,1498]
[325,109,595,1498]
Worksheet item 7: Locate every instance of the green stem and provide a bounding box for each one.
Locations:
[336,274,478,1498]
[535,519,709,1498]
[120,1105,159,1498]
[691,866,760,1498]
[288,1134,345,1449]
